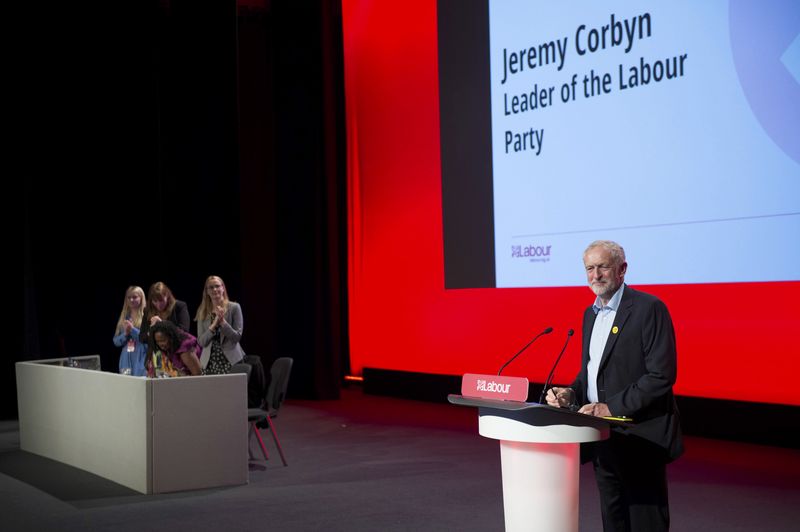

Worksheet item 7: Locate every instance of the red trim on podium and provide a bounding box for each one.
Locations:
[461,373,529,402]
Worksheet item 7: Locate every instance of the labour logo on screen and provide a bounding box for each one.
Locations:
[511,243,552,263]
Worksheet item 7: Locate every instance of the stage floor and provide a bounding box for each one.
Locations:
[2,386,799,531]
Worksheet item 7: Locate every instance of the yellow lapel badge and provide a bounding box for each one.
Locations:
[611,326,619,334]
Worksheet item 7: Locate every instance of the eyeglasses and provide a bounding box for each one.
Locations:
[207,284,223,292]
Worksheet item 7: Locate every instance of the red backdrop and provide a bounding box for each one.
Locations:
[342,0,800,406]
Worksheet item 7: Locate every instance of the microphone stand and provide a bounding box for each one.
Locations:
[539,329,574,404]
[497,327,553,376]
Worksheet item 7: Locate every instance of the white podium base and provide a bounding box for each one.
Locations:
[452,396,608,531]
[499,440,579,532]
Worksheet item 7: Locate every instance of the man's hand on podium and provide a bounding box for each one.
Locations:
[578,402,611,418]
[545,387,575,408]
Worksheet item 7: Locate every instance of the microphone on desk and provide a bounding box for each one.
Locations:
[497,326,553,376]
[539,328,574,404]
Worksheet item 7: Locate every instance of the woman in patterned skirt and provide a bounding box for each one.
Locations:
[196,275,245,374]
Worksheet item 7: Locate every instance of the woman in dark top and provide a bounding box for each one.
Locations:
[140,281,190,345]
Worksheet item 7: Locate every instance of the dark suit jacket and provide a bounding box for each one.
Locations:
[571,285,683,462]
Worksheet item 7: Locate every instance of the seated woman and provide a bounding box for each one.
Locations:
[146,320,203,377]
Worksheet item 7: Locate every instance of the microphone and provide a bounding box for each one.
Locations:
[539,329,575,404]
[497,327,553,376]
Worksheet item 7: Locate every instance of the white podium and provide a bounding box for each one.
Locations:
[449,395,612,532]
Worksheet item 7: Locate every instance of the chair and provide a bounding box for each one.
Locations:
[248,357,293,466]
[229,362,252,379]
[228,362,252,379]
[242,355,267,408]
[228,362,252,428]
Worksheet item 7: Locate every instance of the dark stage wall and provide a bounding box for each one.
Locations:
[18,0,347,419]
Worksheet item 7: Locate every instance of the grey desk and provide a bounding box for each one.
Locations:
[16,356,248,494]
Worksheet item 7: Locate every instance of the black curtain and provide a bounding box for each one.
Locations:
[238,0,347,400]
[17,0,346,419]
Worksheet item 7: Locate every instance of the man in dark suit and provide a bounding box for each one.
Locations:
[547,240,683,531]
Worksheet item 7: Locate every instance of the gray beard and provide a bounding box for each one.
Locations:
[590,280,619,300]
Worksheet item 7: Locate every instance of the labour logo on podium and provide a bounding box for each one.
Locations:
[461,373,529,402]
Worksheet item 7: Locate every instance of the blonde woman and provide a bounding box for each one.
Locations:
[196,275,245,374]
[112,286,148,375]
